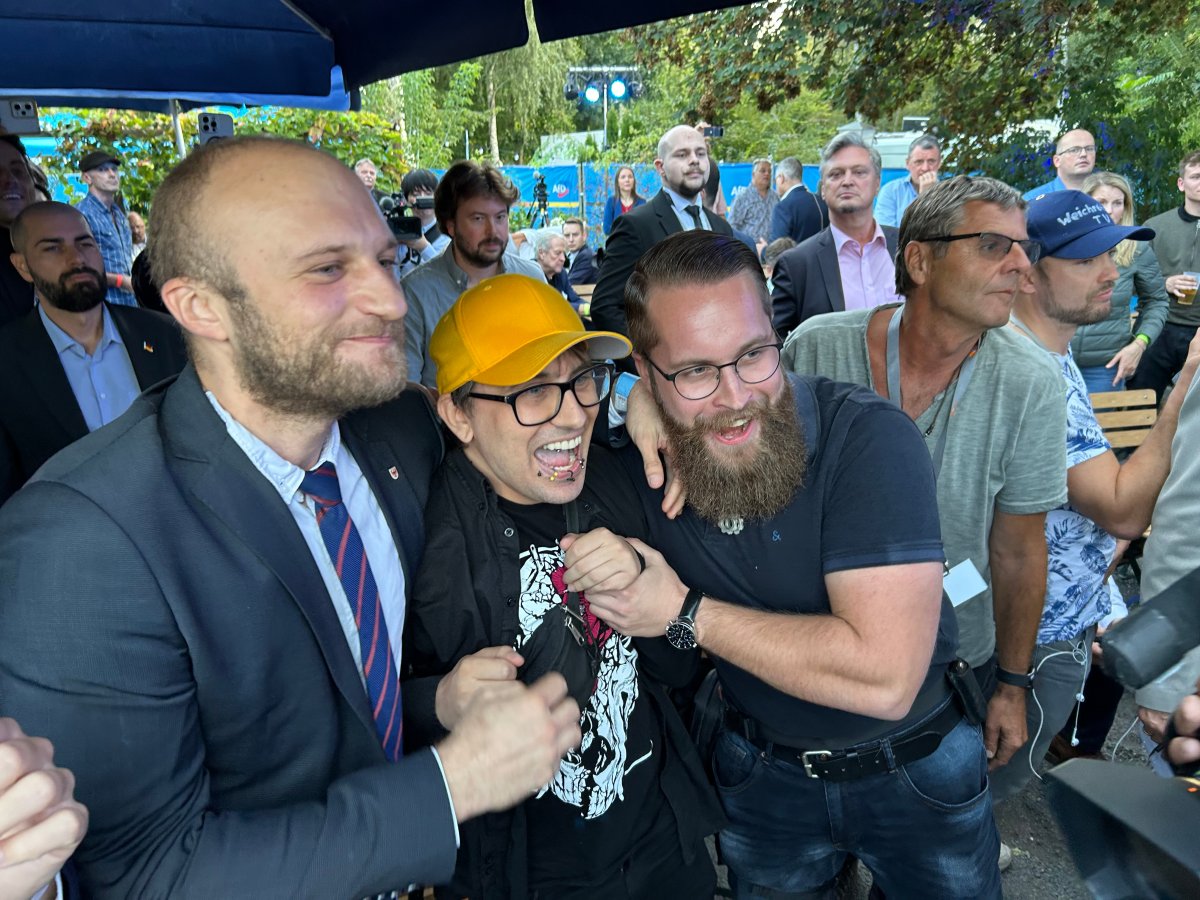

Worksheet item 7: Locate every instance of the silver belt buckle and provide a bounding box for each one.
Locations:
[801,749,833,778]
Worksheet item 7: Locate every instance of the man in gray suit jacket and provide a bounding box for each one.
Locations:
[0,136,581,899]
[771,134,900,337]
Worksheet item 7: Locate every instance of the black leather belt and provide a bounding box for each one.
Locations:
[724,697,963,782]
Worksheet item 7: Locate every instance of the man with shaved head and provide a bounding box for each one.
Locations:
[0,136,582,898]
[590,124,734,337]
[0,201,185,504]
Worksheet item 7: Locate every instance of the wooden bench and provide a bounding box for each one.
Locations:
[1088,388,1157,448]
[1090,388,1158,575]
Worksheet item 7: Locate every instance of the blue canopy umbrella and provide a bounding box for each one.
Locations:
[1,0,754,97]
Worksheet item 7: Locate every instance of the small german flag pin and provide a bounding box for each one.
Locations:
[388,466,399,480]
[143,341,155,353]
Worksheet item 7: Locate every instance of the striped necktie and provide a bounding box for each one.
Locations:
[301,462,402,761]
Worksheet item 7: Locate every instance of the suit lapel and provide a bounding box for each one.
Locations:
[17,309,88,439]
[817,232,846,312]
[652,191,682,241]
[161,368,377,738]
[109,306,173,389]
[341,425,424,589]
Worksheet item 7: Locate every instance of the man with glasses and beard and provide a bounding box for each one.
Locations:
[584,230,1002,899]
[0,202,185,504]
[403,274,723,900]
[401,160,542,389]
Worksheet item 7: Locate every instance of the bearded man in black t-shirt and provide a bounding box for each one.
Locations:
[588,231,1004,900]
[403,273,723,900]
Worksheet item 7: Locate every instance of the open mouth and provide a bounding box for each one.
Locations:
[534,435,585,482]
[712,417,756,445]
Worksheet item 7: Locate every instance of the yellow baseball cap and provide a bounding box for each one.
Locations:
[430,273,631,394]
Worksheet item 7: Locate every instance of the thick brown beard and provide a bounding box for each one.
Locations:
[656,378,807,525]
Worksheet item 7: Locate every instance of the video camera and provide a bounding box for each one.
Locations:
[378,193,433,242]
[1043,565,1200,898]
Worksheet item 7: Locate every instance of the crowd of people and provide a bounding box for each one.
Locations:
[1,120,1199,900]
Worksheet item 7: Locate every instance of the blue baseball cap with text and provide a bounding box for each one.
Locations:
[1026,190,1154,260]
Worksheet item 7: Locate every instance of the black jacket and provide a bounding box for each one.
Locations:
[590,190,733,336]
[0,302,188,504]
[404,447,725,899]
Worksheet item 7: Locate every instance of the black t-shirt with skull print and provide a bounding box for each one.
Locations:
[497,496,666,890]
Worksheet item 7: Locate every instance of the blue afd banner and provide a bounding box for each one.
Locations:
[492,161,914,249]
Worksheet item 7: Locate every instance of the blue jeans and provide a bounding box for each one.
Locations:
[714,711,1002,900]
[1078,364,1124,394]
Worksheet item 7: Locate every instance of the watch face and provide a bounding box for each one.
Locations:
[666,619,696,650]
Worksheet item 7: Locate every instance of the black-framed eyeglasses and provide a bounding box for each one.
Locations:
[466,364,613,426]
[922,232,1042,265]
[1058,144,1097,157]
[645,343,783,401]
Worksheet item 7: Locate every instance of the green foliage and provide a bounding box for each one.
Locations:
[360,63,486,169]
[45,109,191,213]
[41,107,410,219]
[478,1,581,163]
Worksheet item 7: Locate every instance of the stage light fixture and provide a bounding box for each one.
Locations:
[609,78,627,100]
[563,76,579,102]
[584,82,602,104]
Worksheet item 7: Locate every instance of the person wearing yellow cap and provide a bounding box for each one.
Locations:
[403,273,723,900]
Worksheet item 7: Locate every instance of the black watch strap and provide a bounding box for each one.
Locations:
[995,666,1035,689]
[678,586,704,622]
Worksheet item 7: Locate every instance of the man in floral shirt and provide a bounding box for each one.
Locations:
[992,190,1200,800]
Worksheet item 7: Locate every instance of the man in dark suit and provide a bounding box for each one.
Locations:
[771,135,901,336]
[769,156,828,245]
[590,125,733,336]
[562,216,597,285]
[0,202,188,504]
[0,136,581,899]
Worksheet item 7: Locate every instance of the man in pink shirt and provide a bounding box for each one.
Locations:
[770,133,900,337]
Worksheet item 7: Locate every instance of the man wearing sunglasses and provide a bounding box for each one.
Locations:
[781,177,1068,862]
[1024,128,1098,200]
[404,273,723,900]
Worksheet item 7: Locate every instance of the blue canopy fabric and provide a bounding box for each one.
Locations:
[1,1,756,101]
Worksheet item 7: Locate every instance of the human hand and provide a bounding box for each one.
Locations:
[1106,341,1145,383]
[1166,682,1200,769]
[916,171,939,193]
[0,719,88,900]
[1164,273,1198,299]
[984,685,1029,770]
[561,528,643,595]
[435,646,524,730]
[1174,328,1200,390]
[583,538,687,638]
[437,674,581,822]
[625,380,685,518]
[399,235,431,253]
[1138,706,1171,744]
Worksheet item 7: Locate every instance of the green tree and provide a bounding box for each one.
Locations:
[478,1,581,164]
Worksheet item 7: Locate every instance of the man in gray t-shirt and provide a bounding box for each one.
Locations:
[782,175,1067,773]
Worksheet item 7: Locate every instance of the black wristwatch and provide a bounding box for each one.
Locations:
[666,587,704,650]
[995,666,1035,690]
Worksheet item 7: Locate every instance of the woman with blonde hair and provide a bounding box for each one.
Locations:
[1071,171,1170,392]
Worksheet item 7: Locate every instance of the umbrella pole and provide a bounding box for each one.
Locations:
[171,100,186,159]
